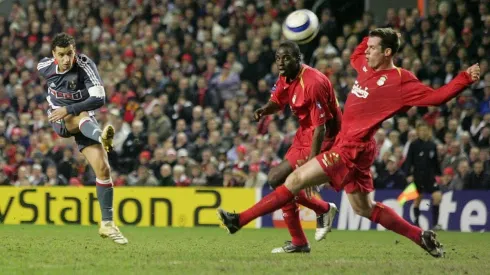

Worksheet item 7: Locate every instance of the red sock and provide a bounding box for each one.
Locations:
[282,201,308,246]
[296,190,330,215]
[239,185,294,227]
[370,202,422,245]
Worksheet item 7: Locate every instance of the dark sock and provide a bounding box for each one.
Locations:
[432,205,440,227]
[96,178,113,221]
[79,117,101,143]
[414,207,420,226]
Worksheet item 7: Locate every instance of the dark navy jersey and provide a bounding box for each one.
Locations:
[37,54,105,115]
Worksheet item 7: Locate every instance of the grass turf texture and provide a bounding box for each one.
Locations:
[0,225,488,275]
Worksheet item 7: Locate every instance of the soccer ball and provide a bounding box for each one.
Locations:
[282,9,320,44]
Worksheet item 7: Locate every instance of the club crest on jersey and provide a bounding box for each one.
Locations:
[316,101,322,109]
[377,75,388,86]
[352,81,369,99]
[362,66,368,72]
[68,79,77,90]
[271,84,277,93]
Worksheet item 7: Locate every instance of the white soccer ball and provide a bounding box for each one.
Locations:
[282,9,320,45]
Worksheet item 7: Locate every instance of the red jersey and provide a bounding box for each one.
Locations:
[270,64,342,147]
[341,37,473,143]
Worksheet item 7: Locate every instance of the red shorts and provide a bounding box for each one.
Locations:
[285,140,334,170]
[315,139,376,194]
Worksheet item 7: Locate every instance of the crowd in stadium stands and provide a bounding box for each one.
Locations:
[0,0,489,190]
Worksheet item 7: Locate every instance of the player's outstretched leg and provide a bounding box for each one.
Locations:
[217,158,330,234]
[81,144,128,245]
[65,112,115,153]
[347,192,444,257]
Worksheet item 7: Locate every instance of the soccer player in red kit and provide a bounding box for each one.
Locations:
[251,41,342,253]
[218,28,480,257]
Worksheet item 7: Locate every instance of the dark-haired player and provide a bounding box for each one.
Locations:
[218,28,480,257]
[238,41,342,253]
[37,33,128,244]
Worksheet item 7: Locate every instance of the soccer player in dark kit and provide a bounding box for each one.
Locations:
[218,28,480,257]
[232,41,342,253]
[37,33,128,244]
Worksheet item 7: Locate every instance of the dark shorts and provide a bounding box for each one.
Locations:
[48,109,100,152]
[414,180,440,194]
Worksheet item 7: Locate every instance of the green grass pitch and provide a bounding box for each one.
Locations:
[0,225,488,275]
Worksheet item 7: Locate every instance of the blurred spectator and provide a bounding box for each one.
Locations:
[375,129,392,161]
[205,162,223,187]
[45,165,68,186]
[465,161,490,189]
[244,163,267,188]
[173,164,191,187]
[128,165,158,186]
[159,164,175,187]
[376,155,407,189]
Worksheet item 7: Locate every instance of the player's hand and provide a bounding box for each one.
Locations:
[48,107,69,122]
[254,108,266,121]
[466,63,480,82]
[407,176,414,183]
[295,156,309,169]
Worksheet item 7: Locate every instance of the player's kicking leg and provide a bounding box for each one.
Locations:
[217,155,331,235]
[65,113,128,245]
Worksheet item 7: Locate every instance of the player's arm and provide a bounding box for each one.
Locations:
[308,81,333,160]
[401,64,480,106]
[350,36,368,71]
[253,100,282,121]
[254,81,287,121]
[36,57,54,78]
[66,57,105,116]
[309,124,326,160]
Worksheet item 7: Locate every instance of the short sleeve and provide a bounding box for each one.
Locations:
[36,57,54,78]
[308,80,333,127]
[270,78,288,110]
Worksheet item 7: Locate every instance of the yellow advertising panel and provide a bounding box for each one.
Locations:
[0,187,256,228]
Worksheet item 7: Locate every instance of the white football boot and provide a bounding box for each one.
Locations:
[99,221,128,245]
[315,202,338,241]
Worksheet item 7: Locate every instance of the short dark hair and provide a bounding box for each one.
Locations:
[51,33,75,50]
[279,40,301,60]
[369,28,400,56]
